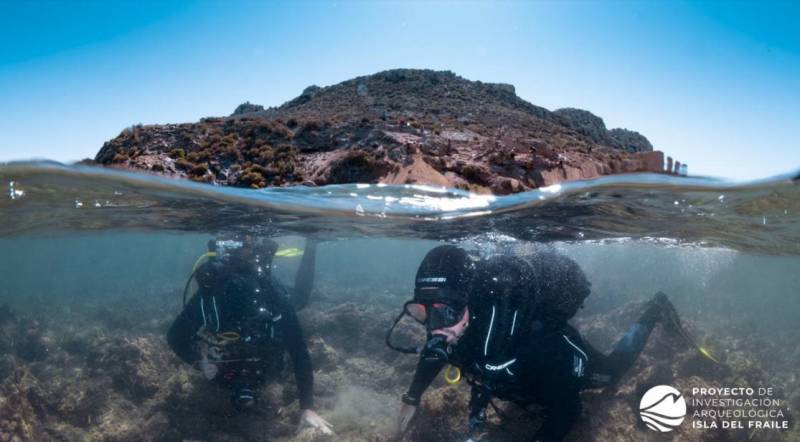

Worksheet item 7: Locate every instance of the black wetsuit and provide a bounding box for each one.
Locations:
[404,267,661,441]
[167,246,316,409]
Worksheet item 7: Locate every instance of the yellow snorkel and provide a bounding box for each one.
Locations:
[274,247,303,258]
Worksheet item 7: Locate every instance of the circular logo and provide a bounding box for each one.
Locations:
[639,385,687,432]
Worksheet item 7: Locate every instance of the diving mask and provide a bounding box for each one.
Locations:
[214,240,245,260]
[405,301,465,331]
[385,300,468,355]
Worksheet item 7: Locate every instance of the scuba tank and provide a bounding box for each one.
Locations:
[467,255,533,384]
[521,251,591,324]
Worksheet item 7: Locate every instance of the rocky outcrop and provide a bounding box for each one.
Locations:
[553,108,617,147]
[608,128,653,153]
[95,69,669,194]
[554,108,654,153]
[231,101,265,116]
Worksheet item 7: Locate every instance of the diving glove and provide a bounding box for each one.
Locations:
[640,292,680,330]
[198,357,218,380]
[421,334,451,362]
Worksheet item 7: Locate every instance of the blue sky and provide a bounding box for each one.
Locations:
[0,0,797,181]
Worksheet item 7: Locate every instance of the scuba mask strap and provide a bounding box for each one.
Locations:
[385,307,423,355]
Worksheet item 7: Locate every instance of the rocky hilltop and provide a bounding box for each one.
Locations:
[95,69,666,194]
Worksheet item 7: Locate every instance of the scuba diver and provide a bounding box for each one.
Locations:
[167,235,333,435]
[386,245,684,441]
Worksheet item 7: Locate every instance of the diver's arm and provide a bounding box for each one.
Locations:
[279,299,315,410]
[404,355,447,405]
[468,384,492,431]
[167,296,204,365]
[290,238,318,311]
[394,356,447,438]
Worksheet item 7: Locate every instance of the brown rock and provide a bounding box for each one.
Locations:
[94,69,676,194]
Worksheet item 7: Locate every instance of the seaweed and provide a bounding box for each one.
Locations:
[328,150,393,184]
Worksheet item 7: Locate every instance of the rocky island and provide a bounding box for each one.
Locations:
[94,69,670,194]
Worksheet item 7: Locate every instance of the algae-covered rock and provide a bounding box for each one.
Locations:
[95,69,668,193]
[0,368,49,441]
[87,335,170,401]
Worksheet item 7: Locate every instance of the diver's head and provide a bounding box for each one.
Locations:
[213,233,254,261]
[409,245,473,343]
[253,238,279,275]
[386,245,475,356]
[213,234,279,271]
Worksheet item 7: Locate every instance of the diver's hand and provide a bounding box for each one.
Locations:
[465,428,491,442]
[198,357,218,380]
[298,409,334,435]
[394,403,418,438]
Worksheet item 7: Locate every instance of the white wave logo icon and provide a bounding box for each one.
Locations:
[639,385,687,432]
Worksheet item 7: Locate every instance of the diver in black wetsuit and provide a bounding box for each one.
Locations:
[167,235,333,434]
[387,245,680,442]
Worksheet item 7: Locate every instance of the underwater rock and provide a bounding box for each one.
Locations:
[0,305,14,326]
[87,335,170,401]
[58,324,106,356]
[0,290,794,441]
[404,386,472,441]
[0,356,13,384]
[308,336,341,372]
[13,323,49,362]
[302,302,387,355]
[0,309,50,363]
[0,368,50,441]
